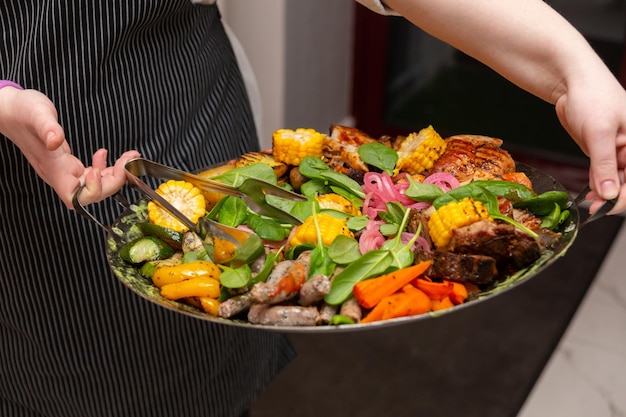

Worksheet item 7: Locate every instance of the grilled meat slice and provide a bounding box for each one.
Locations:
[448,220,541,273]
[248,304,321,326]
[414,249,498,285]
[430,135,516,182]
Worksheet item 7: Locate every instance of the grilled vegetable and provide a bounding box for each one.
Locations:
[289,213,353,247]
[147,180,206,233]
[427,197,492,249]
[352,261,432,309]
[137,222,185,249]
[139,252,184,278]
[316,193,361,216]
[160,277,221,300]
[151,260,221,288]
[119,236,175,264]
[272,128,325,166]
[360,285,432,323]
[396,125,447,175]
[198,297,221,315]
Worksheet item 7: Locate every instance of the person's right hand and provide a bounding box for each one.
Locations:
[0,86,140,208]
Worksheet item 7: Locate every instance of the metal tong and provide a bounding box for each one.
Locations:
[72,158,305,247]
[571,185,618,227]
[124,158,305,226]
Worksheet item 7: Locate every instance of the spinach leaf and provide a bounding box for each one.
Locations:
[181,249,212,263]
[300,178,331,198]
[306,208,337,278]
[328,235,361,264]
[251,248,283,286]
[227,233,265,266]
[309,244,336,279]
[216,196,248,227]
[299,156,366,199]
[514,190,570,216]
[465,186,539,239]
[540,203,570,230]
[404,176,444,202]
[219,264,252,289]
[246,213,290,241]
[324,249,393,305]
[433,180,534,209]
[380,207,419,269]
[212,163,277,186]
[289,200,317,222]
[329,185,364,208]
[358,142,398,175]
[346,215,369,231]
[285,243,315,260]
[379,223,399,236]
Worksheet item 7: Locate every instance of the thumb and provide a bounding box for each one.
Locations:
[587,137,620,200]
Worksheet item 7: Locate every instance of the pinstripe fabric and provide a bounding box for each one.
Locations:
[0,2,294,416]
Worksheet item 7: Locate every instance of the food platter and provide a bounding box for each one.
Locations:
[105,161,579,333]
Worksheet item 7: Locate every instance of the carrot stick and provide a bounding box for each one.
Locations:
[360,288,432,323]
[431,296,454,311]
[353,260,432,309]
[382,288,431,320]
[449,281,469,304]
[360,299,388,323]
[413,277,453,301]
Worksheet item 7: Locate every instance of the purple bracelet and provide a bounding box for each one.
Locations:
[0,80,24,90]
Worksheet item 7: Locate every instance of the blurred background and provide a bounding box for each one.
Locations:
[218,0,624,162]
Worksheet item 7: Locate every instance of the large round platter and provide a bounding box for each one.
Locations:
[105,162,579,333]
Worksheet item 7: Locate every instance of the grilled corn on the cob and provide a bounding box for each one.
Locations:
[396,125,447,175]
[147,180,207,233]
[289,213,353,247]
[427,197,491,249]
[272,128,325,166]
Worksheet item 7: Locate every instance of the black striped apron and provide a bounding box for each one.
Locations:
[0,2,294,416]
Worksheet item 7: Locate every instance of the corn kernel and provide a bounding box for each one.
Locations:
[396,125,447,175]
[272,128,325,166]
[427,197,491,249]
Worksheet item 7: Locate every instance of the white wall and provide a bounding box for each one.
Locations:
[220,0,355,149]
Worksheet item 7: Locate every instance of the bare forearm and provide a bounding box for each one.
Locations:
[384,0,611,104]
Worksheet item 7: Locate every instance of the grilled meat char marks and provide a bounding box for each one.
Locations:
[449,220,542,275]
[415,249,498,285]
[430,135,516,182]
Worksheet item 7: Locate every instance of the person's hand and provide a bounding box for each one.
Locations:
[554,70,626,215]
[0,87,140,208]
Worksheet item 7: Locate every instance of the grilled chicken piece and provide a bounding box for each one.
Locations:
[430,135,516,182]
[323,125,378,178]
[248,304,321,326]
